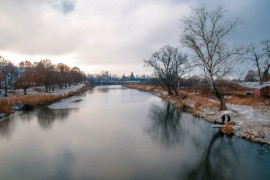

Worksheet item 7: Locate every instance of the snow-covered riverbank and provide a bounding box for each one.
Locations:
[1,84,86,97]
[125,84,270,145]
[0,84,89,117]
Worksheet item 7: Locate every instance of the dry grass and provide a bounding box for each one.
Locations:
[0,85,90,115]
[225,97,260,106]
[0,98,12,115]
[220,125,234,135]
[192,101,201,117]
[189,95,219,109]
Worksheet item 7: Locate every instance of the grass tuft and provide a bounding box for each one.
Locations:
[220,125,234,135]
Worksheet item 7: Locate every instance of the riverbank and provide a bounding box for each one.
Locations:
[124,84,270,145]
[0,83,93,118]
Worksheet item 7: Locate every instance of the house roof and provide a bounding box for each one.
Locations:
[253,83,270,89]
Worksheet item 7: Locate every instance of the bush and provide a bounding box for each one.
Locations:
[220,125,234,135]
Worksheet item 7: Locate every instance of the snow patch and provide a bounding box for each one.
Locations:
[221,110,234,114]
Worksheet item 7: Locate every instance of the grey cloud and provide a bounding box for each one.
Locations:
[0,0,269,74]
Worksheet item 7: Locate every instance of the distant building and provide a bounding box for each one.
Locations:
[130,72,135,80]
[253,83,270,97]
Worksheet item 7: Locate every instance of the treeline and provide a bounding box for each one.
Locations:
[0,57,86,96]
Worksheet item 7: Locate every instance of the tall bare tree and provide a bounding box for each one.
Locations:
[0,57,17,96]
[144,45,190,95]
[14,61,35,95]
[181,6,242,110]
[56,63,70,88]
[262,40,270,56]
[245,44,264,84]
[245,40,270,84]
[262,40,270,82]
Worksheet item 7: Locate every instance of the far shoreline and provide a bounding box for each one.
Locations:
[0,83,93,119]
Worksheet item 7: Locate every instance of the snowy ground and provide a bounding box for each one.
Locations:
[198,103,270,144]
[0,84,85,97]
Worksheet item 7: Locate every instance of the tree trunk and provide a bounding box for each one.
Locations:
[255,57,262,84]
[209,78,227,110]
[4,78,8,96]
[167,85,172,95]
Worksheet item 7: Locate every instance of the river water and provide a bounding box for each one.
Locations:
[0,85,269,180]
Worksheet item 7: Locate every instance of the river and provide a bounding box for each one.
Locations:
[0,85,269,180]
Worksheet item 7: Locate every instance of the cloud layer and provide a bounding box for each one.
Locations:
[0,0,269,75]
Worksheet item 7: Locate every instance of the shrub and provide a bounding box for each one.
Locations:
[220,125,234,135]
[0,98,12,115]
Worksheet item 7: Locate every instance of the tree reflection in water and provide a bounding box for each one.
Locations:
[0,116,15,138]
[147,102,251,180]
[181,131,244,180]
[0,106,75,138]
[35,106,75,130]
[147,103,182,146]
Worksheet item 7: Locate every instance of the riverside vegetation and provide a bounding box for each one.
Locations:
[0,84,92,116]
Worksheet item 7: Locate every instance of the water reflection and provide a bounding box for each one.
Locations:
[35,106,75,130]
[181,131,243,180]
[0,116,15,138]
[53,149,75,179]
[147,102,254,180]
[0,106,74,138]
[147,103,182,146]
[88,85,125,95]
[0,86,269,180]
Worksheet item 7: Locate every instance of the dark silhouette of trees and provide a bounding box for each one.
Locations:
[144,45,190,95]
[244,70,257,82]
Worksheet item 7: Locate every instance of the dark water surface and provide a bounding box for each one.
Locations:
[0,85,269,180]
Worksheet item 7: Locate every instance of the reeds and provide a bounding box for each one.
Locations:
[225,97,259,106]
[189,95,219,109]
[220,125,234,135]
[0,98,12,115]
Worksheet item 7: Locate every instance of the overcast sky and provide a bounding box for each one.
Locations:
[0,0,269,76]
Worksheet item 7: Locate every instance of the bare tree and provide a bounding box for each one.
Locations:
[245,41,270,84]
[261,40,270,82]
[56,63,70,88]
[71,67,83,84]
[0,57,17,96]
[33,59,52,92]
[181,6,242,110]
[244,70,257,82]
[14,61,35,95]
[262,40,270,57]
[144,45,190,95]
[245,44,264,84]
